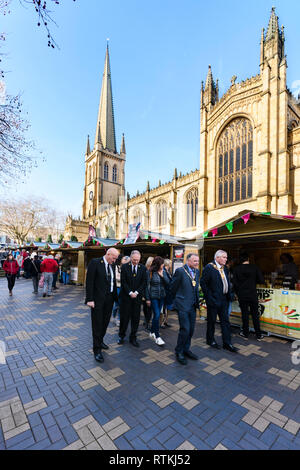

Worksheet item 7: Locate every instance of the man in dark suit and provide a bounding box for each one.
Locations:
[200,250,238,353]
[85,248,119,363]
[169,253,200,365]
[118,250,147,347]
[233,251,265,341]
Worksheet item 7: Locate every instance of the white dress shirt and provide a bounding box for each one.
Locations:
[103,256,114,293]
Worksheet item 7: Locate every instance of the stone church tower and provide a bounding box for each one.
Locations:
[82,44,126,225]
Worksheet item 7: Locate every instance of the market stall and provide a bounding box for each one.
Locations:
[200,210,300,340]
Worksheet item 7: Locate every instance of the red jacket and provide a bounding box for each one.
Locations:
[41,258,59,274]
[3,260,19,275]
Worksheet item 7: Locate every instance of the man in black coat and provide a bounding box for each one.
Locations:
[200,250,238,353]
[85,248,119,363]
[118,250,147,347]
[233,252,265,340]
[169,253,200,365]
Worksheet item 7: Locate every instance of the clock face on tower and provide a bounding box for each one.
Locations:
[89,191,93,201]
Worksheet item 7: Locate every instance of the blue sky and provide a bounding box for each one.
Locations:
[2,0,300,217]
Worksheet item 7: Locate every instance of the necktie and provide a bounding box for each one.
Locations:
[107,264,111,283]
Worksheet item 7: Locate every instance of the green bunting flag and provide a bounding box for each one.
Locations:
[226,222,234,233]
[159,240,165,245]
[261,212,271,215]
[144,235,149,240]
[203,231,209,238]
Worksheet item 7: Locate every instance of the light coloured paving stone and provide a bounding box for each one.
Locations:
[215,443,228,450]
[284,419,300,435]
[87,421,105,439]
[0,406,12,420]
[103,417,124,433]
[77,427,95,446]
[4,423,30,441]
[141,348,175,365]
[97,434,118,450]
[23,397,47,415]
[233,394,300,435]
[151,379,198,410]
[268,367,300,391]
[73,415,95,431]
[79,367,125,392]
[107,423,130,440]
[201,357,242,377]
[85,441,102,450]
[44,335,78,347]
[1,416,15,432]
[26,319,52,326]
[21,357,67,378]
[176,441,196,450]
[59,322,84,330]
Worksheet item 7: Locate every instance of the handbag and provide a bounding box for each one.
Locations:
[39,274,45,288]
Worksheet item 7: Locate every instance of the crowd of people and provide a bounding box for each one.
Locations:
[85,247,269,365]
[0,249,73,298]
[3,245,296,364]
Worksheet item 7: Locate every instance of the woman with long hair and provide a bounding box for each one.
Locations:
[3,254,19,296]
[146,256,170,346]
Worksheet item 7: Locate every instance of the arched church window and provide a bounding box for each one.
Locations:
[104,162,109,180]
[156,200,167,227]
[186,187,198,228]
[88,166,92,183]
[217,118,253,206]
[112,165,117,183]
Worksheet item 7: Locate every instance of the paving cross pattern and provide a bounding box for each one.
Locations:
[0,277,300,450]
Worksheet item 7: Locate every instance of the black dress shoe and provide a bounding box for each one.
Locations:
[94,352,104,363]
[223,344,238,353]
[207,341,220,349]
[184,350,199,360]
[130,339,140,347]
[117,338,125,345]
[176,353,187,365]
[101,342,109,350]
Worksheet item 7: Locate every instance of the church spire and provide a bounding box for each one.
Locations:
[203,65,218,107]
[94,43,117,153]
[265,6,279,41]
[120,133,126,154]
[86,135,91,155]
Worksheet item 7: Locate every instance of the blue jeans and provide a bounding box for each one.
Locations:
[175,307,196,355]
[150,298,164,338]
[62,272,69,285]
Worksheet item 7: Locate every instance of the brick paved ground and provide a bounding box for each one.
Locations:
[0,277,300,450]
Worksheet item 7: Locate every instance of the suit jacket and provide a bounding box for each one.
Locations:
[169,264,200,312]
[120,262,147,301]
[200,262,231,307]
[233,264,264,302]
[85,257,117,307]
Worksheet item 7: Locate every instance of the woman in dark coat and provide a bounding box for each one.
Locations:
[3,254,19,296]
[145,256,170,346]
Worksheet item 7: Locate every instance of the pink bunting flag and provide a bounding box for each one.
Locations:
[211,228,218,237]
[241,213,251,224]
[283,215,295,219]
[152,238,157,243]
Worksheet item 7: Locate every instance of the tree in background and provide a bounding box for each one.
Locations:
[70,235,78,242]
[46,234,53,243]
[0,195,66,243]
[58,233,64,243]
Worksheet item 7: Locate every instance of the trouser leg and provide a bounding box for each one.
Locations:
[249,300,261,336]
[206,306,217,344]
[119,299,130,338]
[218,301,232,345]
[239,300,250,336]
[130,300,142,341]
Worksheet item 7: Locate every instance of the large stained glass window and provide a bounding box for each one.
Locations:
[217,118,253,206]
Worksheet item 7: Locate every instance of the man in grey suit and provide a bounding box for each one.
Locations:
[170,253,200,365]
